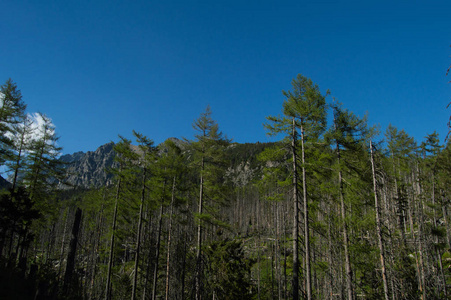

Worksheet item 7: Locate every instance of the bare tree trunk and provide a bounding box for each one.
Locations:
[407,181,423,297]
[337,143,353,300]
[132,168,147,300]
[105,176,121,300]
[141,210,153,300]
[88,200,104,300]
[415,162,427,300]
[301,123,312,300]
[275,202,282,300]
[152,203,164,300]
[11,124,27,191]
[181,229,188,300]
[292,118,300,300]
[256,196,261,300]
[57,208,69,279]
[442,201,451,250]
[63,208,82,293]
[431,176,447,298]
[165,176,176,300]
[195,156,204,300]
[370,141,390,300]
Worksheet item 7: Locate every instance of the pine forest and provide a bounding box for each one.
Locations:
[1,75,451,300]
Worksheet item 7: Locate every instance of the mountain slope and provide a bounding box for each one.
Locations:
[59,139,274,189]
[59,142,116,188]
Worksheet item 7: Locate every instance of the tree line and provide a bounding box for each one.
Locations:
[0,76,450,299]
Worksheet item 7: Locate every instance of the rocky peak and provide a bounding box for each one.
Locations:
[60,142,117,188]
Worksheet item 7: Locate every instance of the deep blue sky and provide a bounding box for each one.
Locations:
[1,0,450,154]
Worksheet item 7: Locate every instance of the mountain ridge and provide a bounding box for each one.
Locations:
[59,138,273,189]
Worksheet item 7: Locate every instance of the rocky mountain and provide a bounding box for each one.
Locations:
[58,138,188,189]
[59,142,117,188]
[59,138,273,190]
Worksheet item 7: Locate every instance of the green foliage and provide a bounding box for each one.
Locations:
[0,187,40,232]
[1,76,450,300]
[0,79,26,166]
[190,106,231,224]
[265,74,328,141]
[205,238,254,299]
[24,113,64,210]
[225,142,275,170]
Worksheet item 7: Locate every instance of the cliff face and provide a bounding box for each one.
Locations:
[59,138,271,190]
[60,142,117,188]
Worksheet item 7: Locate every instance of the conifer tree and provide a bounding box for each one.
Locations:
[156,139,186,300]
[105,136,139,300]
[7,115,34,191]
[0,79,26,167]
[131,131,156,300]
[265,74,327,300]
[383,124,419,298]
[190,106,229,300]
[24,113,63,211]
[326,101,371,300]
[370,140,390,300]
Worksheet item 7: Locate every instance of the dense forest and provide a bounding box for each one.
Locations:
[0,75,450,300]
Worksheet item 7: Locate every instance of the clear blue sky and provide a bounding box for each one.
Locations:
[1,0,450,154]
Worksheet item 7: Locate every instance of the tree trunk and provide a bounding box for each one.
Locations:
[370,141,390,300]
[195,156,204,300]
[105,176,121,300]
[57,208,69,279]
[337,144,353,300]
[301,123,312,300]
[291,117,300,300]
[165,176,176,300]
[152,203,164,300]
[431,175,447,298]
[141,209,153,300]
[63,208,82,293]
[11,125,27,191]
[132,168,147,300]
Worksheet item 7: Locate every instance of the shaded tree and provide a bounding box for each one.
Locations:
[0,79,26,166]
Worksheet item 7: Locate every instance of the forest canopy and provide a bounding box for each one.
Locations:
[0,76,450,300]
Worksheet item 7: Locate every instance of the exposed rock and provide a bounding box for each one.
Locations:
[225,161,255,187]
[58,138,270,190]
[59,142,117,188]
[58,138,187,189]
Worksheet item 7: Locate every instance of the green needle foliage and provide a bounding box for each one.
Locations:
[0,77,449,300]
